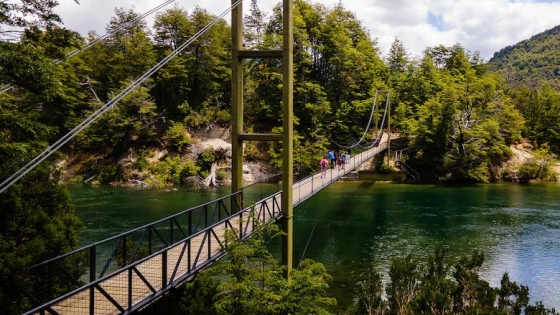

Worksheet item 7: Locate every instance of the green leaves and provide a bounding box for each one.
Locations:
[398,46,529,182]
[489,25,560,90]
[347,249,558,315]
[181,222,335,315]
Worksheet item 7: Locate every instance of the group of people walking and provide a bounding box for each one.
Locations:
[320,150,350,178]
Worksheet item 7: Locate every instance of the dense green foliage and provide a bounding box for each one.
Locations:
[489,25,560,90]
[178,228,558,315]
[4,0,558,185]
[181,222,336,315]
[0,1,84,314]
[392,44,525,181]
[346,248,558,315]
[488,24,560,161]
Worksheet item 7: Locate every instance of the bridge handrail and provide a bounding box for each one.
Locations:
[395,149,420,180]
[23,191,284,315]
[28,172,282,270]
[22,138,390,315]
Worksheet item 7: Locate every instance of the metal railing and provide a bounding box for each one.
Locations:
[292,137,388,206]
[23,137,389,315]
[23,192,284,315]
[26,173,283,309]
[395,149,420,181]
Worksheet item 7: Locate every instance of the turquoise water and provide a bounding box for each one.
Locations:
[68,182,560,309]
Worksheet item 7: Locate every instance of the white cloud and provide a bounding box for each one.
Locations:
[55,0,560,60]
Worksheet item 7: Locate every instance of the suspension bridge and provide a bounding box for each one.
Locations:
[22,134,390,315]
[1,0,402,314]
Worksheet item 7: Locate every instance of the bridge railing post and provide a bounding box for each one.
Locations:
[128,268,133,309]
[162,251,168,288]
[311,173,313,193]
[89,246,95,315]
[122,235,127,266]
[170,220,174,245]
[148,228,152,255]
[188,210,192,236]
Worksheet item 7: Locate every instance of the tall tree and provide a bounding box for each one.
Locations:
[0,2,84,314]
[244,0,267,48]
[387,38,409,75]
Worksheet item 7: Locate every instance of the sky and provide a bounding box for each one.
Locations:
[54,0,560,60]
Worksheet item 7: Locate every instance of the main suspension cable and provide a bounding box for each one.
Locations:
[330,89,379,149]
[360,90,391,149]
[0,0,177,95]
[0,0,244,194]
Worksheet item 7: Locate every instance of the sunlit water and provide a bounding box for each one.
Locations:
[68,182,560,310]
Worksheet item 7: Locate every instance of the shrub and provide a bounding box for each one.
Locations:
[197,149,217,172]
[216,169,228,181]
[517,147,555,183]
[165,121,191,150]
[179,160,200,183]
[134,150,149,171]
[377,163,394,174]
[148,155,183,184]
[78,160,126,184]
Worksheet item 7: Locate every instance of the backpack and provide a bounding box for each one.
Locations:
[320,159,328,167]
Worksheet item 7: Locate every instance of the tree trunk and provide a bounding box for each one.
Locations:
[203,162,219,187]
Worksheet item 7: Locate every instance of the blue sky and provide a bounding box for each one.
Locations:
[427,11,445,32]
[55,0,560,60]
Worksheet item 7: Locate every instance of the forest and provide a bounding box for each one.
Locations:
[489,25,560,90]
[2,0,559,190]
[1,0,560,314]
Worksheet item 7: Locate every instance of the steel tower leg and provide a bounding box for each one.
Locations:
[281,0,294,281]
[231,0,244,211]
[230,0,293,281]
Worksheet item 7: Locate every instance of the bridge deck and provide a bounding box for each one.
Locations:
[27,136,388,315]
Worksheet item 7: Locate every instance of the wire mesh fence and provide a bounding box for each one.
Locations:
[24,192,284,315]
[26,173,283,311]
[23,141,389,315]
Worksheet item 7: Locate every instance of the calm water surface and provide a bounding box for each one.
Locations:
[68,182,560,309]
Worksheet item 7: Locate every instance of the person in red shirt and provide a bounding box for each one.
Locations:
[320,156,329,178]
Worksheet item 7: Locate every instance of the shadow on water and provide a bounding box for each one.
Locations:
[357,181,376,189]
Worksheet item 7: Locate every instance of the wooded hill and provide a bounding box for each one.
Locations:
[489,25,560,90]
[1,0,558,190]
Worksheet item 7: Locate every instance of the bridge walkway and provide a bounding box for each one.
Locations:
[24,135,389,315]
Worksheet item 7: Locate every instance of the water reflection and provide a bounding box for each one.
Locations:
[290,182,560,309]
[68,182,560,309]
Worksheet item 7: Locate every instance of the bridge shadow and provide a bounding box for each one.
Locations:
[357,181,377,189]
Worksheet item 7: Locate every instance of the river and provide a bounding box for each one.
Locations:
[67,182,560,310]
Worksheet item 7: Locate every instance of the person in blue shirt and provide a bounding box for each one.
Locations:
[328,150,335,169]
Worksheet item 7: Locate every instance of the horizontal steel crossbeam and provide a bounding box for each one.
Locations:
[237,50,283,59]
[238,133,283,141]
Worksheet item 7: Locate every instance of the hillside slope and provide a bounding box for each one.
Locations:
[489,25,560,89]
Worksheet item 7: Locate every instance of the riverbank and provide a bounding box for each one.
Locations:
[58,129,276,189]
[58,132,558,189]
